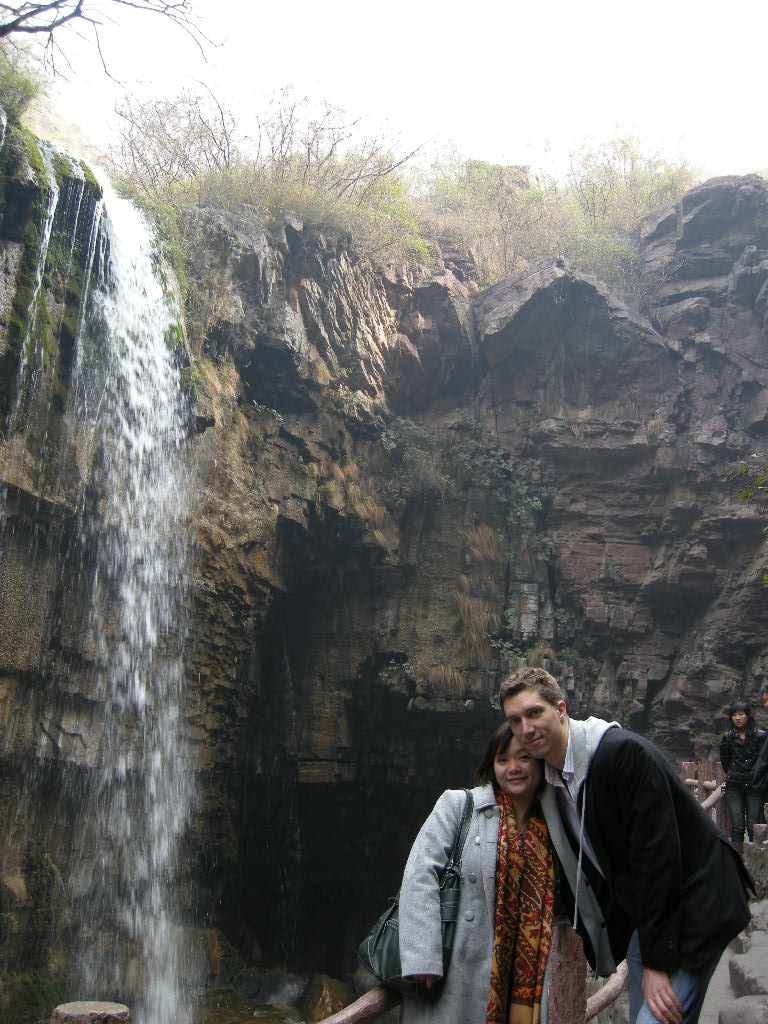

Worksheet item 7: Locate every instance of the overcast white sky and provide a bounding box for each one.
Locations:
[27,0,768,181]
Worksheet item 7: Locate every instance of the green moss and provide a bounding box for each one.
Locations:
[0,218,46,417]
[52,150,71,189]
[166,319,185,350]
[79,158,101,192]
[3,968,67,1024]
[180,357,203,395]
[17,126,45,178]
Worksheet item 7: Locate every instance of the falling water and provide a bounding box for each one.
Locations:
[67,178,197,1023]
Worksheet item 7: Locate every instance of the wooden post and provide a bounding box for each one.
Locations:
[698,759,712,804]
[547,922,587,1024]
[320,987,402,1024]
[713,761,730,836]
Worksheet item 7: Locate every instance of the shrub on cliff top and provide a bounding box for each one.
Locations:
[110,87,694,293]
[0,45,44,123]
[413,138,693,290]
[111,87,430,264]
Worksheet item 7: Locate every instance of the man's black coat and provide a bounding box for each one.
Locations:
[559,728,752,974]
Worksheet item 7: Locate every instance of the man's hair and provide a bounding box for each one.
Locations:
[498,666,565,708]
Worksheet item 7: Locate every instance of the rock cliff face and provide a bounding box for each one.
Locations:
[2,146,768,996]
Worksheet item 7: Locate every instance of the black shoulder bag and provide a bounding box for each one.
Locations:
[357,789,475,996]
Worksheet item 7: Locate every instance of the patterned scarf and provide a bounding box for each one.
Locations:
[486,791,554,1024]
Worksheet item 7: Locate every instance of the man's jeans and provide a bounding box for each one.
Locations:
[627,932,721,1024]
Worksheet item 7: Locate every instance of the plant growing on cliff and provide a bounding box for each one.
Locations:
[380,418,448,504]
[0,44,44,121]
[453,573,499,667]
[414,136,693,292]
[111,87,429,265]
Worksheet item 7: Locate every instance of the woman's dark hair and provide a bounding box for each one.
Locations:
[730,700,755,733]
[473,722,544,793]
[474,722,514,787]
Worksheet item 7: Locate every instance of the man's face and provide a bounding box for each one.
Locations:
[762,690,768,711]
[502,688,567,766]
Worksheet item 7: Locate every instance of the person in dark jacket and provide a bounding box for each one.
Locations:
[720,698,766,845]
[751,684,768,796]
[501,667,752,1024]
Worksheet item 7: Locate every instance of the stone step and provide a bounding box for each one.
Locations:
[50,1002,132,1024]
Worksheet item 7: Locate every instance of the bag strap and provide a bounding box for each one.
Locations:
[441,789,474,882]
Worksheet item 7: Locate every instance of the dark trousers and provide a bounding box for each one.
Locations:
[725,784,764,842]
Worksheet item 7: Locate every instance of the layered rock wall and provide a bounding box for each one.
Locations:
[2,157,768,994]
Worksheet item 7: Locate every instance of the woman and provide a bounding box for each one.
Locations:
[398,723,554,1024]
[720,699,766,846]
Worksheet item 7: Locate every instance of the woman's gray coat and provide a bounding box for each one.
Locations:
[398,784,500,1024]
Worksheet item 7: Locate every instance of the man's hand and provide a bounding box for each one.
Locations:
[404,974,439,989]
[642,967,683,1024]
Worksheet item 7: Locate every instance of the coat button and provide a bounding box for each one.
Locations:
[474,835,481,844]
[468,872,477,883]
[464,910,474,921]
[484,809,494,818]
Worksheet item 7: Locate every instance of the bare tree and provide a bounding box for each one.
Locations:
[112,87,420,212]
[0,1,207,72]
[112,86,239,204]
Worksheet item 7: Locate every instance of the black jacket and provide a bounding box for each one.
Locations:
[753,731,768,792]
[720,727,766,788]
[560,728,752,975]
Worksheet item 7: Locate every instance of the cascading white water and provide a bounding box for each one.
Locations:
[68,177,198,1023]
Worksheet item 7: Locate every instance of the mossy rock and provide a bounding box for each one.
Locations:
[299,974,355,1022]
[0,124,46,241]
[205,928,244,984]
[233,965,307,1005]
[195,988,302,1024]
[0,967,67,1024]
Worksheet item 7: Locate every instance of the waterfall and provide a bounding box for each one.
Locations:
[64,178,198,1023]
[0,140,198,1021]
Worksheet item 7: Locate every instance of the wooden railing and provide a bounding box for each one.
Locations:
[681,759,730,832]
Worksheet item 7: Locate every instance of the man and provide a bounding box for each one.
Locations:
[501,666,752,1024]
[752,682,768,796]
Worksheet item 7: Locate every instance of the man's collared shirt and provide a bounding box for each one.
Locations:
[546,730,604,877]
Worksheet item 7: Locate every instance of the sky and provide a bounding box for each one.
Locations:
[25,0,768,182]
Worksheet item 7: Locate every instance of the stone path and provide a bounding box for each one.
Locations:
[699,949,730,1024]
[700,898,768,1024]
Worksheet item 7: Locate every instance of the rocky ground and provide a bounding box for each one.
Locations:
[702,898,768,1024]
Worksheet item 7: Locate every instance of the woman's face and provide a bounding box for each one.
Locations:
[732,709,748,730]
[494,736,542,800]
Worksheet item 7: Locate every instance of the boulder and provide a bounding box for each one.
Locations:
[718,994,768,1024]
[728,930,768,996]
